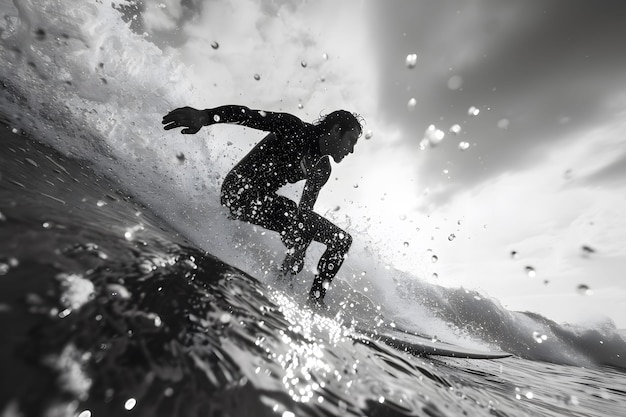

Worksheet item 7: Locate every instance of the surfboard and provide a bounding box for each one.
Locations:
[357,326,512,359]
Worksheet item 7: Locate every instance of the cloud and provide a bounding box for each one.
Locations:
[363,0,626,210]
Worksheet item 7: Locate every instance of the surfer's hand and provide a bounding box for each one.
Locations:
[162,107,209,134]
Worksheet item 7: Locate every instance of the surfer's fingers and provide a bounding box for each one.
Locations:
[162,107,193,122]
[163,122,179,130]
[181,127,200,134]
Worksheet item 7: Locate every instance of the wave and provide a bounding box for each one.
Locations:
[1,0,624,370]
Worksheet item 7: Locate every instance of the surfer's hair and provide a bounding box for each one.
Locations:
[315,110,364,138]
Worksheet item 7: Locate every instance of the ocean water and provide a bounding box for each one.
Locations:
[1,1,625,416]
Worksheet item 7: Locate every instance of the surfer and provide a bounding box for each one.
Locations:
[162,105,363,307]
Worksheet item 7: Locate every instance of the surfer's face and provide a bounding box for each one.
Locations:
[329,127,360,163]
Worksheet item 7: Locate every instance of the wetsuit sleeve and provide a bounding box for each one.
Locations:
[299,157,331,213]
[205,105,304,136]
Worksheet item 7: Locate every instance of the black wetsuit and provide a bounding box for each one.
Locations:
[212,105,352,302]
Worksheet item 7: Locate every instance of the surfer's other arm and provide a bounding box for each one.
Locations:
[162,105,302,135]
[298,158,330,213]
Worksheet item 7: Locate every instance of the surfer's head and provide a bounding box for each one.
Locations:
[316,110,363,163]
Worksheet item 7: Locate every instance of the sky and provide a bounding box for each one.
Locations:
[139,0,626,327]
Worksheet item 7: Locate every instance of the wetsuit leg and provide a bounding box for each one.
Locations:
[298,210,352,303]
[221,177,352,301]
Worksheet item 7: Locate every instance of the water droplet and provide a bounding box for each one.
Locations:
[458,141,470,151]
[300,60,307,68]
[449,124,461,135]
[511,250,518,259]
[364,130,373,140]
[353,184,359,188]
[432,273,438,279]
[213,114,221,122]
[211,41,219,50]
[96,200,107,207]
[448,75,463,90]
[253,73,261,81]
[403,241,409,247]
[448,234,456,241]
[525,266,536,278]
[78,411,92,417]
[298,102,303,109]
[577,284,592,295]
[124,398,137,410]
[431,255,438,263]
[423,124,445,147]
[407,98,417,110]
[322,53,329,60]
[532,331,548,343]
[42,221,53,229]
[497,118,510,129]
[220,313,231,323]
[468,106,480,116]
[176,152,185,162]
[405,53,417,68]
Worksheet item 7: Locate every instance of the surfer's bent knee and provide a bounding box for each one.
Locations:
[334,230,352,255]
[220,171,251,218]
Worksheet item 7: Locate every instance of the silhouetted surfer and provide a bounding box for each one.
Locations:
[162,105,363,307]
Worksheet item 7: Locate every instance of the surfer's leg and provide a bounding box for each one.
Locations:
[221,183,309,273]
[300,212,352,304]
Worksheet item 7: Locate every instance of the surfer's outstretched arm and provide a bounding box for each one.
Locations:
[162,105,304,135]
